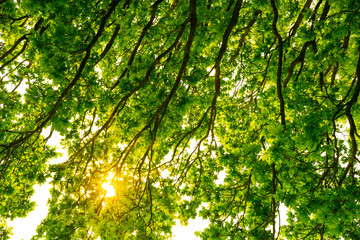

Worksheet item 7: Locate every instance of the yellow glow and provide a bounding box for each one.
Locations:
[102,172,116,197]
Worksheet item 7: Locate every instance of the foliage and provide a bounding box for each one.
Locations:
[1,0,360,239]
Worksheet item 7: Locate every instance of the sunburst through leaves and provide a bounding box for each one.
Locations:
[102,172,116,198]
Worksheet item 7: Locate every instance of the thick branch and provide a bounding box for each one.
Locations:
[96,24,121,64]
[320,1,330,21]
[116,0,198,174]
[229,10,260,63]
[0,34,28,62]
[0,40,28,72]
[283,40,316,88]
[147,0,197,126]
[214,0,242,97]
[271,0,286,127]
[289,0,312,37]
[111,0,165,89]
[270,1,285,238]
[339,45,360,186]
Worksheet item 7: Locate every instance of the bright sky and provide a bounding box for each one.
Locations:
[8,183,51,240]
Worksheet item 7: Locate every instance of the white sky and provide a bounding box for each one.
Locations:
[8,183,51,240]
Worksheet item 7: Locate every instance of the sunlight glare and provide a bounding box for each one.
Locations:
[102,172,116,197]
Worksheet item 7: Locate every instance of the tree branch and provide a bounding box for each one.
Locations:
[339,44,360,186]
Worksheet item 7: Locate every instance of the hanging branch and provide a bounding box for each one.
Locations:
[339,44,360,186]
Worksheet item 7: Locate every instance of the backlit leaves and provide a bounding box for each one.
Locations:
[1,0,360,239]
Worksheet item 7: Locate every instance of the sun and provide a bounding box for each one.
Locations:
[102,172,116,197]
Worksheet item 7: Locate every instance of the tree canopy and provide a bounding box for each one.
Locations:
[1,0,360,239]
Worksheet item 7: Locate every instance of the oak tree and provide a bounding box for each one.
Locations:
[1,0,360,239]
